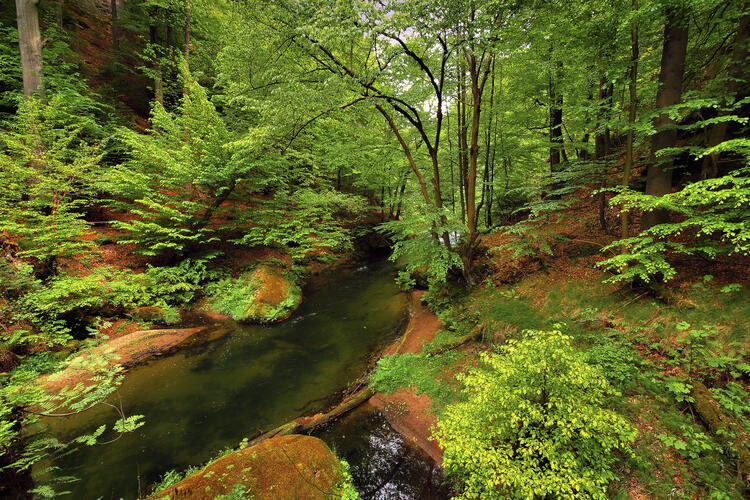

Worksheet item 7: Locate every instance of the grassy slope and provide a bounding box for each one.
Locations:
[374,189,750,498]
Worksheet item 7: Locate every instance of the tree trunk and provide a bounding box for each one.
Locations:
[622,0,639,239]
[55,0,64,27]
[462,50,494,286]
[700,2,749,179]
[458,61,468,224]
[448,105,456,214]
[15,0,44,98]
[641,8,688,231]
[184,0,191,71]
[111,0,119,53]
[478,59,495,226]
[150,25,164,106]
[549,68,564,171]
[395,169,408,219]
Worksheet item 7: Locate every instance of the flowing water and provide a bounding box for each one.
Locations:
[317,404,453,499]
[36,260,444,499]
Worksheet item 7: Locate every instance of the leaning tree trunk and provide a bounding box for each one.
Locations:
[15,0,44,98]
[641,8,688,231]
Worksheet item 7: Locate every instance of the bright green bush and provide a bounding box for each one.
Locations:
[0,95,104,269]
[434,329,637,499]
[599,145,750,284]
[230,189,369,262]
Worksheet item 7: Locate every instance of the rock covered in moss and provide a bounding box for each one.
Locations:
[209,265,302,324]
[152,434,349,499]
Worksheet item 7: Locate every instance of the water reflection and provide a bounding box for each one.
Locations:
[318,404,452,500]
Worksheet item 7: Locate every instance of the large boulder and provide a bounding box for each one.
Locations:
[152,435,348,499]
[210,266,302,324]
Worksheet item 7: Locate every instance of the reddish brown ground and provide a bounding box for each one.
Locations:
[381,291,442,356]
[153,434,343,500]
[369,290,445,464]
[98,318,141,340]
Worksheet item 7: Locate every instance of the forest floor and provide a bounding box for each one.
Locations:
[372,190,750,498]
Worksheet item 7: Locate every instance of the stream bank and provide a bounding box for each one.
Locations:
[35,259,450,499]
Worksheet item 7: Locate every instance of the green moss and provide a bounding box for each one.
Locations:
[207,266,302,324]
[369,351,466,414]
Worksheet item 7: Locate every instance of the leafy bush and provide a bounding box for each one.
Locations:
[12,258,215,339]
[599,149,750,283]
[230,189,368,262]
[0,94,104,268]
[434,329,636,499]
[378,207,465,286]
[102,65,269,256]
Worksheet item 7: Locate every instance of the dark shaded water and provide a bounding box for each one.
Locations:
[318,404,453,500]
[35,260,441,499]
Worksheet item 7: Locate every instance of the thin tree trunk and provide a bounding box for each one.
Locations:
[111,0,119,53]
[641,8,689,231]
[55,0,64,27]
[549,78,564,170]
[622,0,639,239]
[150,25,164,106]
[448,104,456,214]
[380,186,385,222]
[478,59,496,225]
[15,0,44,98]
[458,61,468,224]
[184,0,191,72]
[395,169,408,219]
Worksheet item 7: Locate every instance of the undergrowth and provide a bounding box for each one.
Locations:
[418,266,750,498]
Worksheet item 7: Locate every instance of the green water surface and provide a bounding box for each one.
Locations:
[39,260,408,499]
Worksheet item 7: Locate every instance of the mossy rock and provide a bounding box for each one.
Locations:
[210,265,302,324]
[152,435,346,499]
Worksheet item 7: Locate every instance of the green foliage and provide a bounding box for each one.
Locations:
[369,351,464,411]
[336,459,360,500]
[599,158,750,283]
[435,329,636,499]
[230,189,368,262]
[103,70,244,255]
[378,208,465,286]
[0,95,104,267]
[0,348,142,479]
[714,383,750,422]
[207,267,301,323]
[10,258,215,339]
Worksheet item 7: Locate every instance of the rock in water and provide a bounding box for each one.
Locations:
[209,265,302,323]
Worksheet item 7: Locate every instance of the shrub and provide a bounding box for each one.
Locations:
[434,329,637,499]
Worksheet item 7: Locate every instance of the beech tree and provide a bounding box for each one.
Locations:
[641,5,689,231]
[14,0,44,98]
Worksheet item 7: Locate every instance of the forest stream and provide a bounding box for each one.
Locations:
[33,260,447,499]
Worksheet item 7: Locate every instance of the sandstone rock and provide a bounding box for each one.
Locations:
[153,434,346,499]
